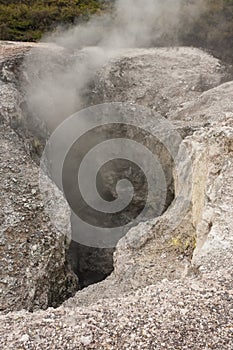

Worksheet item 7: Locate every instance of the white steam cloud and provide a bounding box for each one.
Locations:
[24,0,204,131]
[50,0,182,49]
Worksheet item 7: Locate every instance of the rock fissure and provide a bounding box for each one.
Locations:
[1,43,233,330]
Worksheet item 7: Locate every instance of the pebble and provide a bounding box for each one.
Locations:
[19,334,30,342]
[80,335,93,346]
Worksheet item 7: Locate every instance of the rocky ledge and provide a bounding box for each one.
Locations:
[0,41,232,349]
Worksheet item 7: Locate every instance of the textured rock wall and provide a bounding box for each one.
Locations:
[0,42,79,312]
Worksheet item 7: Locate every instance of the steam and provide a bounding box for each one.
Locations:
[24,0,204,131]
[49,0,182,49]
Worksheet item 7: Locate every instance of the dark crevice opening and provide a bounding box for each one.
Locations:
[67,240,114,289]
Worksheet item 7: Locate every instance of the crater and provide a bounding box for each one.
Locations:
[17,99,176,291]
[2,46,181,306]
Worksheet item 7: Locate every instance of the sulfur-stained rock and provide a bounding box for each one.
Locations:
[189,119,233,273]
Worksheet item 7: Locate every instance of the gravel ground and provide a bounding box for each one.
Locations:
[1,273,232,350]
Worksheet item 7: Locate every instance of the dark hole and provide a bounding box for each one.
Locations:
[67,240,114,289]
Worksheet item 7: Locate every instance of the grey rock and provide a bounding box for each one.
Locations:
[0,42,79,312]
[89,47,226,119]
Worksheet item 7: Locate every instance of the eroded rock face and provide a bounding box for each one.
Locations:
[172,80,233,123]
[0,42,79,312]
[89,47,226,118]
[190,120,233,273]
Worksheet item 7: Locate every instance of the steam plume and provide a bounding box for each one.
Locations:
[24,0,204,131]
